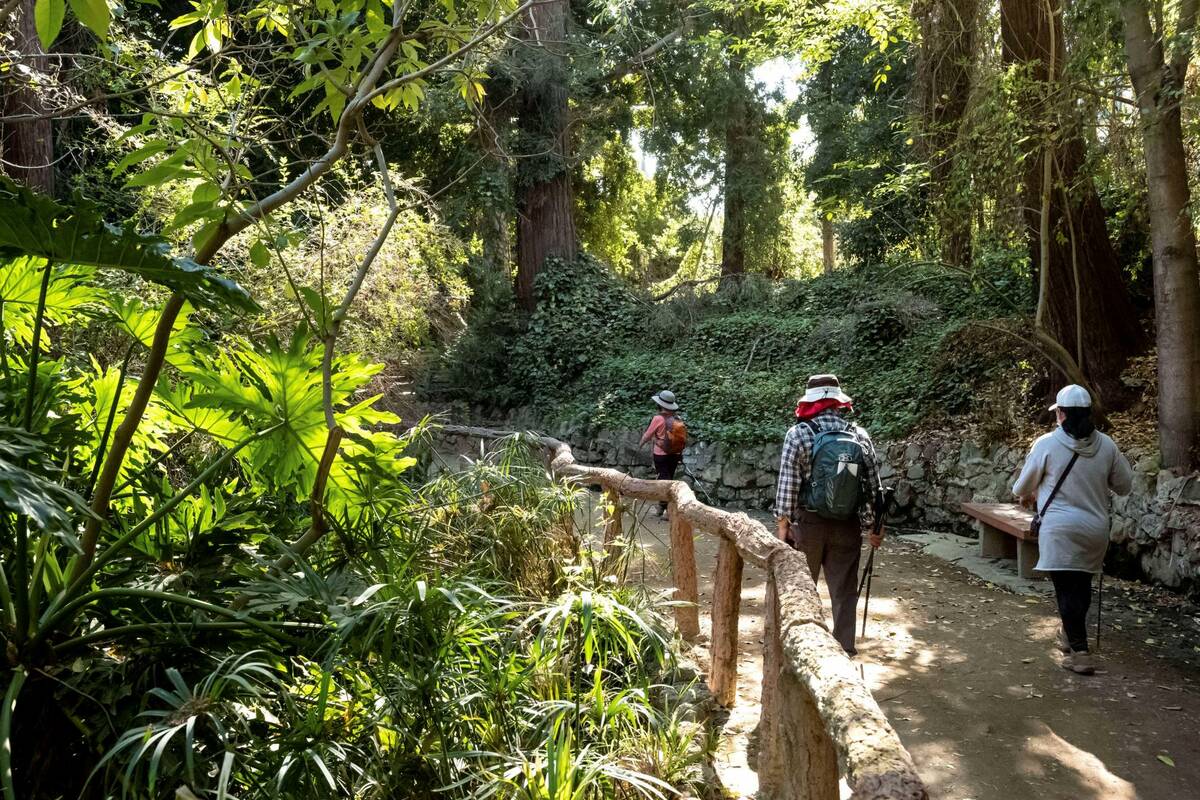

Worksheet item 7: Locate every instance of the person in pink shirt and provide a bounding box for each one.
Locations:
[640,390,686,517]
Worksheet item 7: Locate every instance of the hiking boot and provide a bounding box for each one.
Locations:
[1062,650,1096,675]
[1057,628,1071,654]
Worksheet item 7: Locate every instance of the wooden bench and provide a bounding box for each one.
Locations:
[960,502,1046,579]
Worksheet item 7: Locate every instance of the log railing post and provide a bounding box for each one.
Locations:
[602,487,623,546]
[708,536,743,707]
[757,567,839,800]
[668,501,700,641]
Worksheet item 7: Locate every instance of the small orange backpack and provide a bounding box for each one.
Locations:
[662,416,688,454]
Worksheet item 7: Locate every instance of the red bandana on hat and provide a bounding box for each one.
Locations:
[794,397,853,420]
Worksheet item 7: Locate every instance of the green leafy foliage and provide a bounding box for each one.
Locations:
[0,233,706,799]
[441,257,1030,445]
[0,427,88,535]
[439,255,642,407]
[0,176,254,312]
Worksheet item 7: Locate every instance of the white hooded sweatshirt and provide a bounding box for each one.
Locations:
[1012,427,1133,573]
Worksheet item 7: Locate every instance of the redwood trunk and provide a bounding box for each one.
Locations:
[513,0,577,310]
[913,0,979,267]
[2,0,55,194]
[1119,0,1200,470]
[1000,0,1143,402]
[720,53,748,278]
[821,216,835,274]
[478,93,512,277]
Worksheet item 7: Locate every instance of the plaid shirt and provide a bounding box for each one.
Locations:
[775,410,881,528]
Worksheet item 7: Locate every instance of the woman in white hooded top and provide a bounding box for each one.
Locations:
[1013,385,1133,675]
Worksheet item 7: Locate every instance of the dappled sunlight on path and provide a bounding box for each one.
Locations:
[582,492,1200,800]
[855,538,1200,800]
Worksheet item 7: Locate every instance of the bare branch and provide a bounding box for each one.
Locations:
[601,20,690,84]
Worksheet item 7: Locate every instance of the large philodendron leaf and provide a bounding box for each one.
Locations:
[0,426,88,544]
[0,175,256,312]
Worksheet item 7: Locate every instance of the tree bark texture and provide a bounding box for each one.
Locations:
[2,0,55,194]
[913,0,980,267]
[720,51,749,277]
[513,0,577,310]
[478,93,513,277]
[708,537,743,708]
[1119,0,1200,470]
[821,215,835,274]
[668,504,701,641]
[1000,0,1143,402]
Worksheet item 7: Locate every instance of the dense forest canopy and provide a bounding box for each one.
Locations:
[1,0,1200,795]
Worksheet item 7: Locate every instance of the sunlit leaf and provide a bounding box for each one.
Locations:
[0,175,255,312]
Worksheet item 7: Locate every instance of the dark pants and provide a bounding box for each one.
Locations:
[1050,570,1093,653]
[653,453,682,513]
[789,510,862,655]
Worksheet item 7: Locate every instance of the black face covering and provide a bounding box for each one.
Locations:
[1061,407,1096,439]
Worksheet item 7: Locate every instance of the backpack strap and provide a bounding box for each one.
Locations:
[1039,452,1080,518]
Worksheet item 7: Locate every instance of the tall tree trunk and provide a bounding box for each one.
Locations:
[821,216,835,274]
[913,0,979,267]
[2,0,55,194]
[720,51,748,278]
[1119,0,1200,470]
[477,93,512,278]
[513,0,577,310]
[1000,0,1143,402]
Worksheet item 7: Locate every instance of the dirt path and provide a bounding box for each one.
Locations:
[585,496,1200,800]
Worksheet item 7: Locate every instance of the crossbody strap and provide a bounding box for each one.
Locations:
[1039,452,1080,517]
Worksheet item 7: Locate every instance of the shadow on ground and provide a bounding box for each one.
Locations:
[580,491,1200,800]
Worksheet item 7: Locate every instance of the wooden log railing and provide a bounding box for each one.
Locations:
[439,426,927,800]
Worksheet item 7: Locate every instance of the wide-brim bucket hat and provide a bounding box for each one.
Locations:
[652,390,680,411]
[799,374,853,405]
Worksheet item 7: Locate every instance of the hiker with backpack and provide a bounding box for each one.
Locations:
[1013,385,1133,675]
[640,390,688,517]
[774,375,882,656]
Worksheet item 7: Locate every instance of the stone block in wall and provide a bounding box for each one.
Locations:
[935,449,958,475]
[1134,453,1159,473]
[1132,469,1154,497]
[1136,513,1163,543]
[1141,549,1184,589]
[723,460,758,489]
[1178,476,1200,506]
[1110,516,1133,545]
[960,441,985,464]
[906,463,925,481]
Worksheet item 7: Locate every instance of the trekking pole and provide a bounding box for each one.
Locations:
[859,486,895,639]
[1096,571,1104,653]
[859,545,876,638]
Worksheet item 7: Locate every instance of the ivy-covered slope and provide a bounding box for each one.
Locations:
[433,256,1035,445]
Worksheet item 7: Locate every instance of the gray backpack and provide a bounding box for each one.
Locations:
[803,423,869,520]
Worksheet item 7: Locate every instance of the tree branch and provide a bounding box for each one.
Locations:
[1169,0,1200,76]
[365,0,537,103]
[601,20,690,84]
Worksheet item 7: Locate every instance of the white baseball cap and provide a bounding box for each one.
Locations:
[1049,384,1092,411]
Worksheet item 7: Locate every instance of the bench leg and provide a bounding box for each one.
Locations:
[1017,539,1045,579]
[980,524,1017,559]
